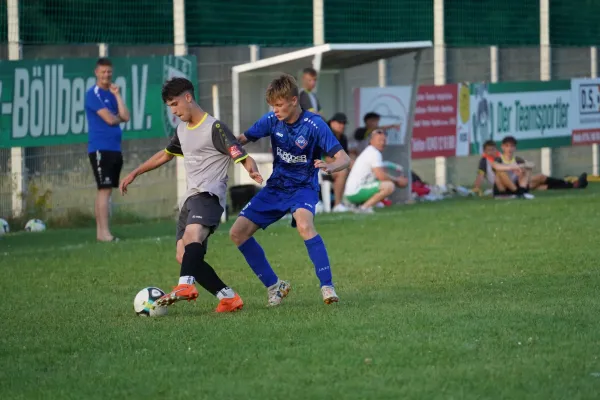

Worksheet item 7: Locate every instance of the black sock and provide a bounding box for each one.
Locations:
[545,176,573,189]
[516,186,527,195]
[197,260,227,296]
[181,242,227,296]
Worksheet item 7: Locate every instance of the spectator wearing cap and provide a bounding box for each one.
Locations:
[350,112,401,158]
[325,112,351,212]
[298,67,322,114]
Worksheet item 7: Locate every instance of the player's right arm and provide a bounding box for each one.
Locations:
[373,166,404,187]
[119,132,180,195]
[237,112,275,146]
[86,88,122,126]
[367,151,403,187]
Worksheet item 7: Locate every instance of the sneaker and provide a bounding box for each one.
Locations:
[354,206,374,214]
[215,293,244,313]
[574,172,588,189]
[321,285,339,304]
[156,283,199,306]
[267,280,291,307]
[332,203,349,213]
[521,193,535,200]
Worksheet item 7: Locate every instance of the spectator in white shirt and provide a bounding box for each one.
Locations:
[344,129,408,214]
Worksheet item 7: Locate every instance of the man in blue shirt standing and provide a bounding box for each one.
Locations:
[85,58,130,242]
[229,74,351,306]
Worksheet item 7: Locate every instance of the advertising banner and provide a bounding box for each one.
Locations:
[355,86,412,146]
[412,83,470,159]
[356,84,470,158]
[469,80,571,154]
[570,78,600,146]
[0,55,197,148]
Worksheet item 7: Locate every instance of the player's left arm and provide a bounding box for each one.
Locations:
[212,121,263,184]
[313,120,350,174]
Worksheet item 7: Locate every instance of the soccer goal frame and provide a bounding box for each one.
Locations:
[231,41,433,207]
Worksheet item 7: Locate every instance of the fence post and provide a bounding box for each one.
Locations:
[434,0,448,187]
[539,0,553,176]
[313,0,324,45]
[98,43,109,57]
[7,0,24,218]
[173,0,187,205]
[591,47,599,176]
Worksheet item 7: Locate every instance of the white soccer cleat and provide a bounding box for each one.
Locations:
[321,285,339,304]
[522,193,535,200]
[267,280,291,307]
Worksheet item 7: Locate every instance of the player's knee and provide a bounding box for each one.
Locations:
[380,180,395,195]
[229,224,248,246]
[295,219,317,240]
[182,224,208,246]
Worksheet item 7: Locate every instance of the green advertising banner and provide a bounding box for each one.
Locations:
[0,55,197,148]
[469,80,572,154]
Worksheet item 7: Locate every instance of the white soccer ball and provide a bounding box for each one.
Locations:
[0,218,9,235]
[24,219,46,232]
[133,287,168,317]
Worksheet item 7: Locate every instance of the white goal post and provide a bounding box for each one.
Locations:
[231,41,432,207]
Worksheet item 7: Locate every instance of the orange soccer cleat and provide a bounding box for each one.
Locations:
[215,293,244,313]
[155,284,199,307]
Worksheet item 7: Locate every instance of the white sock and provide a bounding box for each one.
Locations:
[179,276,194,285]
[216,287,235,300]
[268,280,281,290]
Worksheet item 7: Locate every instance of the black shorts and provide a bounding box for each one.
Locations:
[176,192,224,242]
[89,150,123,189]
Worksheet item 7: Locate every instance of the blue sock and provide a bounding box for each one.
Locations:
[304,235,333,287]
[238,237,278,288]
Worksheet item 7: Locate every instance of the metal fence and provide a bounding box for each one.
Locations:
[1,43,598,220]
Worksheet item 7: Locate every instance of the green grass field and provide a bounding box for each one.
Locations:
[2,187,600,399]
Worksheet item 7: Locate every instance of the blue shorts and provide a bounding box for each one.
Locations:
[239,186,319,229]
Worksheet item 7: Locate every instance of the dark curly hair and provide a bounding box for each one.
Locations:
[161,77,195,103]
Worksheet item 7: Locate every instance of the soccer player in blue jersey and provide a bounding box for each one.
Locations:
[229,74,351,306]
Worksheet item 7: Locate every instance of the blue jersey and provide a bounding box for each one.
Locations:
[85,85,122,153]
[244,111,343,192]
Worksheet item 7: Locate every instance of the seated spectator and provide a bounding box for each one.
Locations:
[350,112,400,157]
[325,112,351,212]
[474,139,588,196]
[344,129,408,214]
[472,139,502,195]
[491,136,535,199]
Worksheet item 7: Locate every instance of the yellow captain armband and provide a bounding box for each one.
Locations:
[234,154,249,164]
[164,149,183,157]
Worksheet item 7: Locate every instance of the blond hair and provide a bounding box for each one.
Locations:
[266,73,299,104]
